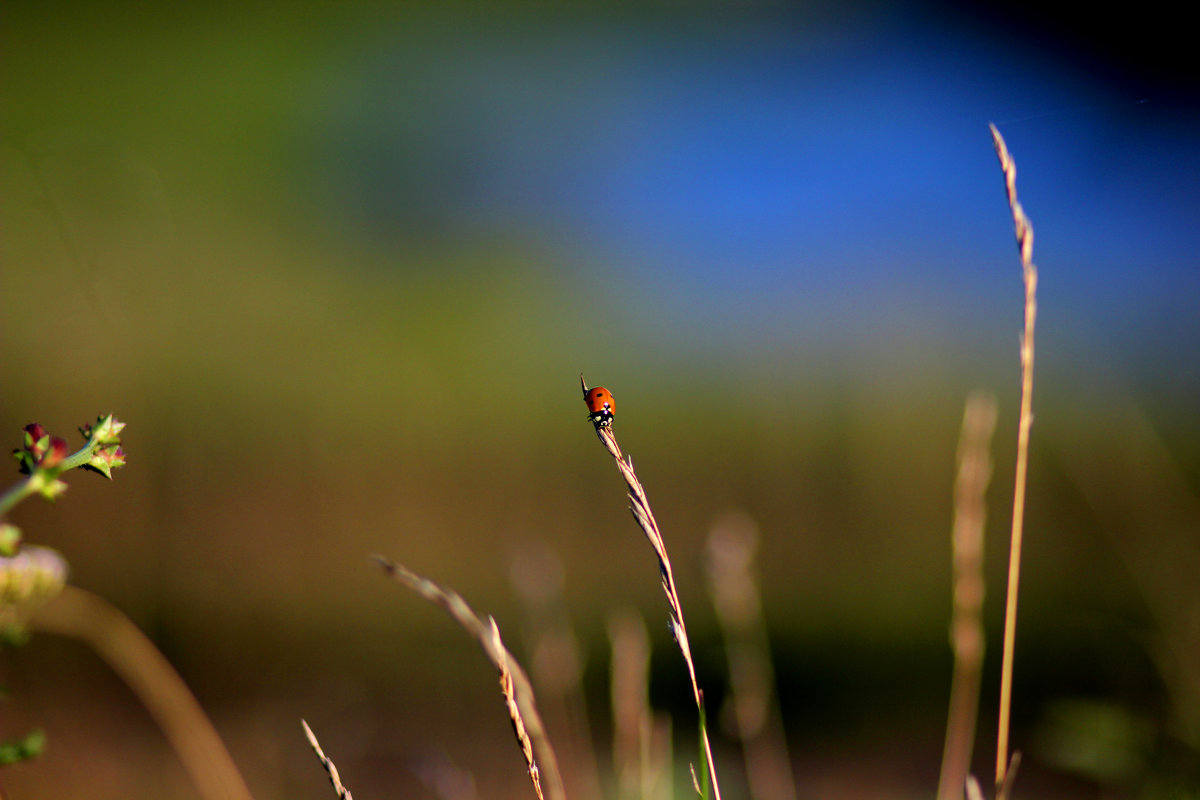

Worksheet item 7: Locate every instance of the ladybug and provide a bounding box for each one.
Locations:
[584,386,616,428]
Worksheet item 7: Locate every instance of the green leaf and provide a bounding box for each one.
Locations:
[0,728,45,764]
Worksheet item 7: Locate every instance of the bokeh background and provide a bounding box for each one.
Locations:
[3,2,1198,798]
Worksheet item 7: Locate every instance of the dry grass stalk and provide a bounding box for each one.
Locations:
[967,750,1017,800]
[493,617,547,800]
[937,392,998,800]
[301,719,354,800]
[373,556,565,800]
[989,123,1039,799]
[32,585,255,800]
[704,513,797,800]
[580,376,722,800]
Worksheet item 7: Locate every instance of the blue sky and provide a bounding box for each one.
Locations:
[313,7,1198,365]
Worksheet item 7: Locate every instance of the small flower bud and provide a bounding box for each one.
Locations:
[13,425,69,474]
[0,545,69,636]
[14,424,50,473]
[40,437,68,469]
[0,524,20,557]
[26,470,69,502]
[86,444,126,480]
[80,415,125,447]
[23,424,49,457]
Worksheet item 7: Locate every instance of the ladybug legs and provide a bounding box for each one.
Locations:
[589,407,614,428]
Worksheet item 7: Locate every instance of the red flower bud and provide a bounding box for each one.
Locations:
[41,437,69,468]
[22,424,49,459]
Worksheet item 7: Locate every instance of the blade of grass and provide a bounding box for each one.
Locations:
[937,392,998,800]
[581,376,722,800]
[493,617,547,800]
[31,586,255,800]
[301,720,355,800]
[696,699,711,800]
[373,556,565,800]
[989,123,1039,799]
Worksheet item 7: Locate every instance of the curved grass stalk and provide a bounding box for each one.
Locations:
[32,586,255,800]
[373,556,565,800]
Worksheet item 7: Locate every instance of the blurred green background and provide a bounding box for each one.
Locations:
[3,2,1198,798]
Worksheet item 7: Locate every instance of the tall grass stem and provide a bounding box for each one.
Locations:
[937,393,997,800]
[581,377,722,800]
[32,586,255,800]
[989,123,1039,799]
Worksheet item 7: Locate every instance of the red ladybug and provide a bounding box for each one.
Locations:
[584,386,616,428]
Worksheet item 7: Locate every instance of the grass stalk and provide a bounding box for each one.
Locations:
[581,377,722,800]
[31,585,255,800]
[937,392,998,800]
[493,617,547,800]
[373,556,565,800]
[988,123,1039,799]
[301,720,354,800]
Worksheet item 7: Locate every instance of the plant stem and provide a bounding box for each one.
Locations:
[580,379,723,800]
[0,481,35,518]
[32,586,256,800]
[989,123,1039,799]
[937,392,997,800]
[0,436,105,517]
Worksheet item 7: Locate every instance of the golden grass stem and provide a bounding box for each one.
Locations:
[31,585,255,800]
[937,393,998,800]
[493,617,547,800]
[301,720,355,800]
[581,377,722,800]
[373,556,566,800]
[989,123,1039,799]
